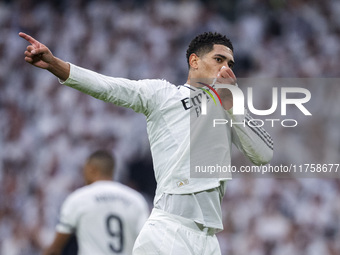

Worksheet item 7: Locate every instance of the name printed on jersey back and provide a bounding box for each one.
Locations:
[95,193,132,206]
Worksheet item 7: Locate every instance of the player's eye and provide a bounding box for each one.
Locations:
[215,57,222,63]
[228,62,234,69]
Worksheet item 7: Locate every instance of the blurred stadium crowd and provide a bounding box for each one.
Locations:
[1,0,340,254]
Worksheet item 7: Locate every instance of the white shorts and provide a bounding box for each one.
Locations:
[133,208,221,255]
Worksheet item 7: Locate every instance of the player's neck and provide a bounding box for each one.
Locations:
[89,177,113,184]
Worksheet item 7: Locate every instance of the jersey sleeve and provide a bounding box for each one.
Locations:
[55,194,78,234]
[226,108,274,165]
[59,64,162,115]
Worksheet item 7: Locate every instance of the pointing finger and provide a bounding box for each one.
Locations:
[19,32,39,46]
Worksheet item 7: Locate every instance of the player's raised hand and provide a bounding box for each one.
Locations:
[215,65,237,110]
[19,32,54,69]
[216,65,236,85]
[19,32,70,81]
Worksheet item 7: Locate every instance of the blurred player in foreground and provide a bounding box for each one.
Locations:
[20,31,273,254]
[44,150,149,255]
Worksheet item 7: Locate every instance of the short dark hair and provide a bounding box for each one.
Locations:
[87,150,114,176]
[186,32,234,67]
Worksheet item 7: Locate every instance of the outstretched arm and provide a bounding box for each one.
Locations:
[19,32,70,81]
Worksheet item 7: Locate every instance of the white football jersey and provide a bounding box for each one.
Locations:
[56,181,149,255]
[60,64,273,232]
[61,64,273,204]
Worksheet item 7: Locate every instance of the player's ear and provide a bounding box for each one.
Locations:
[189,53,199,70]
